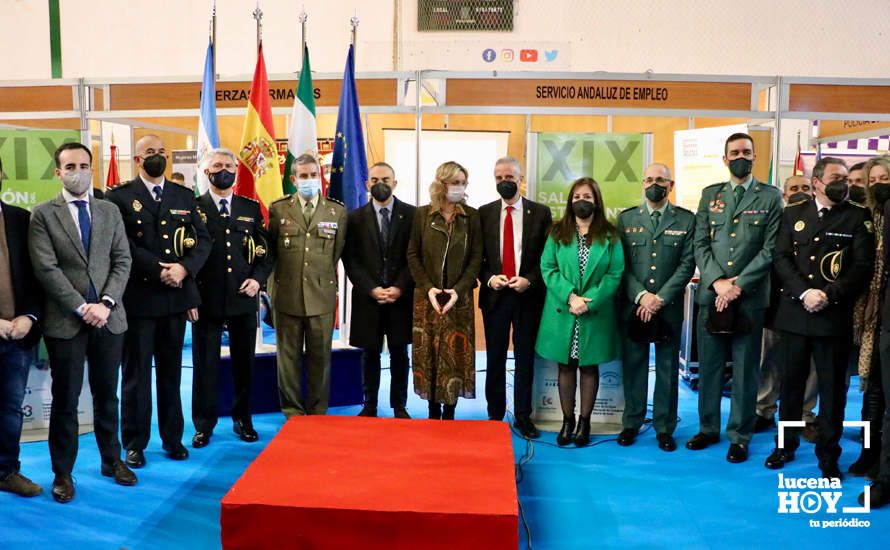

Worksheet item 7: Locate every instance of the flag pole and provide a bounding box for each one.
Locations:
[252,1,263,53]
[350,10,359,56]
[210,0,217,77]
[300,7,308,57]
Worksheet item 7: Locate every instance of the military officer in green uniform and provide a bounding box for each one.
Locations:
[268,154,347,417]
[686,132,783,464]
[617,163,696,452]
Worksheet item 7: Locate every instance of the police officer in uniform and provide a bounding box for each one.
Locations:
[767,157,874,479]
[268,154,347,417]
[106,134,210,467]
[616,163,696,452]
[190,148,273,448]
[687,132,783,463]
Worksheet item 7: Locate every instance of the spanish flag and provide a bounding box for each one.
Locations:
[236,43,281,221]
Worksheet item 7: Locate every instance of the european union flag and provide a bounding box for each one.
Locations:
[328,44,368,212]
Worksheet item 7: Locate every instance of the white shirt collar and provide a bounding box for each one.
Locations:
[62,187,90,204]
[501,196,523,211]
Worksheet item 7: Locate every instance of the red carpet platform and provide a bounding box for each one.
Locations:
[221,416,518,549]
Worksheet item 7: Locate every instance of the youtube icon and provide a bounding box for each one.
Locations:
[519,49,538,62]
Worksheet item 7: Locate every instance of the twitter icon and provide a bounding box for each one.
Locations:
[544,50,558,62]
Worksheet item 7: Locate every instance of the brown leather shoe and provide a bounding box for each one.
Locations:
[51,474,75,503]
[0,472,43,497]
[101,460,138,486]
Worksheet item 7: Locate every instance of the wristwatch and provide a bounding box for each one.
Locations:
[100,297,116,310]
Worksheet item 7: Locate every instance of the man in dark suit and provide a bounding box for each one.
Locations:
[0,157,42,498]
[478,156,552,438]
[616,163,696,452]
[106,134,210,468]
[29,143,137,503]
[344,162,415,418]
[190,149,272,448]
[768,157,874,480]
[687,132,783,464]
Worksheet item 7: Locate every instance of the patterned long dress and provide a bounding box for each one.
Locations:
[569,227,590,361]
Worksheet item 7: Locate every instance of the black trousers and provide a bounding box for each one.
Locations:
[875,329,890,482]
[360,305,409,410]
[45,327,124,475]
[779,331,850,465]
[121,313,186,451]
[191,312,257,433]
[482,291,542,421]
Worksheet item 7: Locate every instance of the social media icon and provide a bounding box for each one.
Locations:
[520,49,538,62]
[544,50,558,62]
[482,48,496,63]
[501,49,515,62]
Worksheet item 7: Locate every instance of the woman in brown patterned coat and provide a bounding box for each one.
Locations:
[407,161,483,419]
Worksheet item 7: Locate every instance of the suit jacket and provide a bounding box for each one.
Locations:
[268,194,347,317]
[617,202,696,325]
[694,178,783,309]
[343,198,415,348]
[194,193,273,319]
[535,232,624,365]
[477,197,552,311]
[28,194,131,338]
[773,198,874,336]
[106,177,211,317]
[0,201,41,348]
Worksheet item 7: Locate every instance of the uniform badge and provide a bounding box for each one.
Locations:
[821,250,843,282]
[132,199,142,212]
[865,220,874,233]
[794,220,805,232]
[283,237,291,248]
[197,207,207,224]
[329,207,336,216]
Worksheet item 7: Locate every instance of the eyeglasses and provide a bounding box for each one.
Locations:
[643,177,672,185]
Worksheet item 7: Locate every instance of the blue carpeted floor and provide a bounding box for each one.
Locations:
[1,351,884,549]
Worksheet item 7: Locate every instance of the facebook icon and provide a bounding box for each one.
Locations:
[482,48,497,63]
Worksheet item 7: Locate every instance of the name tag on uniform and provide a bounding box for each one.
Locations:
[664,229,688,236]
[825,232,853,238]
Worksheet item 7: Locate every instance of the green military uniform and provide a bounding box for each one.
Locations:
[268,193,347,416]
[693,177,783,444]
[618,202,696,435]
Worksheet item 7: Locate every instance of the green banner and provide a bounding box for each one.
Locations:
[535,132,646,221]
[0,129,79,210]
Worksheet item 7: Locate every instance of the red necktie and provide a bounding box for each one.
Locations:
[502,205,516,279]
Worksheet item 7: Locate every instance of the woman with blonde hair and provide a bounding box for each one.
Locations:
[407,161,483,419]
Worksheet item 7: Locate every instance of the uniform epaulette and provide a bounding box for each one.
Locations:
[785,199,810,207]
[324,196,345,207]
[619,205,638,214]
[107,181,130,192]
[270,194,292,205]
[672,205,693,215]
[239,195,259,204]
[848,200,868,209]
[703,182,726,191]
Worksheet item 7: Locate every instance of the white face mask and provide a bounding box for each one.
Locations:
[445,184,466,203]
[61,170,92,196]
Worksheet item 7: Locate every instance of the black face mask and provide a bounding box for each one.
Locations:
[848,185,867,204]
[496,181,518,200]
[823,179,849,204]
[871,183,890,205]
[571,199,595,220]
[141,154,167,178]
[370,182,392,203]
[209,170,235,190]
[644,184,668,203]
[728,158,753,179]
[787,192,811,205]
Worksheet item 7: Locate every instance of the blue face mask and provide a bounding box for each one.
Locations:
[298,178,321,199]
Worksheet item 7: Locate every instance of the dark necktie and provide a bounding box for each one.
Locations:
[502,205,516,279]
[220,198,229,216]
[651,209,661,231]
[733,184,745,205]
[152,185,163,202]
[73,200,98,302]
[380,207,391,246]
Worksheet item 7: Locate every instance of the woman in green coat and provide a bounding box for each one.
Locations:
[536,177,624,446]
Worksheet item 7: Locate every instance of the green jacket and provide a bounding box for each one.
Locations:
[535,231,624,365]
[406,204,482,299]
[694,178,782,308]
[617,202,696,324]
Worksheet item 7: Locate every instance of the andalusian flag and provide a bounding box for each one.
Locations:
[236,43,281,220]
[283,44,317,195]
